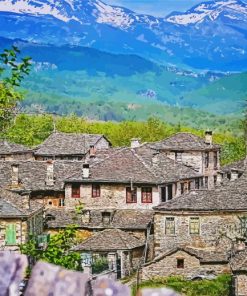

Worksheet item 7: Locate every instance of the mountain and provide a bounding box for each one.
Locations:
[0,0,246,71]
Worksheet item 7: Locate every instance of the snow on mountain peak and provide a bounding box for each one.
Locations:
[166,0,247,25]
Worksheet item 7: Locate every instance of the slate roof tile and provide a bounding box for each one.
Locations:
[0,140,32,154]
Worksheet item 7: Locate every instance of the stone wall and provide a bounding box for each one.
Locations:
[154,212,244,256]
[141,250,230,281]
[235,273,247,296]
[65,184,160,210]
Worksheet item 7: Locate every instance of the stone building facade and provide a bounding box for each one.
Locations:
[0,189,44,251]
[64,146,203,210]
[141,247,230,280]
[147,132,221,189]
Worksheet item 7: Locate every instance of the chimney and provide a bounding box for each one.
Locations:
[205,131,213,145]
[11,164,19,187]
[81,210,90,224]
[46,161,55,186]
[216,172,223,185]
[152,153,160,166]
[230,169,239,181]
[83,163,90,178]
[20,190,31,210]
[89,145,96,158]
[131,138,141,149]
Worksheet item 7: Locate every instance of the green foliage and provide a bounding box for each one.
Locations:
[20,226,82,271]
[92,256,109,274]
[132,275,231,296]
[0,47,31,132]
[5,114,246,166]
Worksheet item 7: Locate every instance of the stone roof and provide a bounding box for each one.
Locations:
[66,146,201,185]
[231,250,247,272]
[144,246,229,267]
[72,229,145,251]
[34,132,110,156]
[0,140,32,155]
[147,132,220,151]
[0,188,43,218]
[155,172,247,212]
[45,209,153,230]
[0,161,84,192]
[222,158,246,173]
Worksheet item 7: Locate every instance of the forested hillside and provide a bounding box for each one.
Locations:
[4,114,246,166]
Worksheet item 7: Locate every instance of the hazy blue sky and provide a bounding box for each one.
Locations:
[103,0,212,17]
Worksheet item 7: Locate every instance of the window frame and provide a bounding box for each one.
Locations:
[189,217,200,235]
[141,187,153,203]
[92,184,101,198]
[72,184,81,198]
[177,258,184,269]
[59,198,65,207]
[165,217,175,235]
[126,187,137,204]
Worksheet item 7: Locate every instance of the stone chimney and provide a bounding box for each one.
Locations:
[81,210,90,224]
[230,169,239,181]
[216,172,223,185]
[205,131,213,145]
[11,164,19,187]
[20,190,31,210]
[131,138,141,148]
[89,145,96,158]
[46,161,55,186]
[82,164,90,178]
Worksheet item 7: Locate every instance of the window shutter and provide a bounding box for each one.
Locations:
[6,224,16,245]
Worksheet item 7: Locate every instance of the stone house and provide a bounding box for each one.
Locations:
[34,132,111,161]
[0,160,85,208]
[0,188,44,251]
[140,172,247,279]
[64,146,203,211]
[73,228,145,278]
[141,246,230,280]
[231,249,247,296]
[147,132,221,189]
[0,140,33,161]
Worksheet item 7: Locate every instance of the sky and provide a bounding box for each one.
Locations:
[103,0,212,17]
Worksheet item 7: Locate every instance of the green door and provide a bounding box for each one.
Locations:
[6,224,17,245]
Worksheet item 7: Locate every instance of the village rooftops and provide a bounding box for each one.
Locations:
[222,158,247,173]
[0,140,32,155]
[147,132,220,151]
[45,209,153,230]
[66,146,202,185]
[154,172,247,212]
[72,229,145,252]
[0,188,43,218]
[34,132,111,157]
[0,160,85,192]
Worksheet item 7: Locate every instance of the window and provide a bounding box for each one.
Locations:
[126,187,137,203]
[5,224,16,245]
[141,187,152,203]
[214,176,217,185]
[167,184,173,200]
[195,178,200,189]
[72,184,80,198]
[204,177,208,188]
[92,184,101,198]
[59,198,65,207]
[189,217,200,235]
[181,183,184,195]
[102,212,111,224]
[177,259,184,269]
[165,217,175,235]
[205,152,209,168]
[213,152,218,169]
[161,187,166,202]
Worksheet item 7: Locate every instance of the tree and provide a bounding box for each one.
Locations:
[0,46,31,132]
[20,226,82,271]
